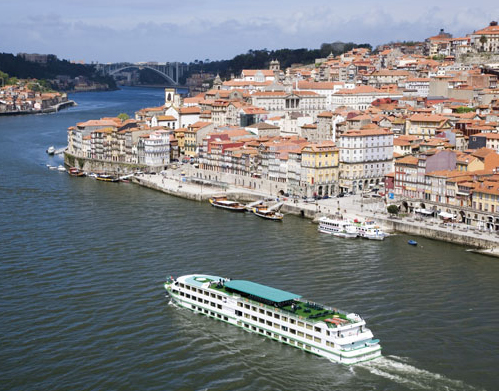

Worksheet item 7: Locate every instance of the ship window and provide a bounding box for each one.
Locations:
[297,342,303,348]
[306,334,313,340]
[180,283,185,288]
[274,324,280,329]
[282,316,288,322]
[185,294,190,299]
[290,318,295,324]
[191,304,195,310]
[237,302,243,307]
[305,345,311,351]
[314,337,321,343]
[224,316,228,321]
[204,299,209,304]
[191,288,196,292]
[326,341,331,347]
[306,324,312,330]
[259,328,264,333]
[217,295,222,300]
[297,331,304,337]
[210,312,215,316]
[252,306,257,311]
[282,337,287,342]
[211,293,216,298]
[245,304,250,309]
[217,304,222,309]
[266,331,271,336]
[314,326,321,332]
[252,316,257,321]
[259,318,264,324]
[274,314,280,319]
[266,320,272,326]
[210,302,215,307]
[273,333,279,338]
[290,328,296,335]
[298,321,304,327]
[259,309,265,314]
[204,309,208,314]
[235,310,242,317]
[217,314,221,319]
[326,331,330,336]
[244,323,249,328]
[252,326,256,331]
[266,311,272,316]
[180,292,184,296]
[282,326,288,332]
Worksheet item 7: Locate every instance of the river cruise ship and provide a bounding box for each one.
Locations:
[318,217,358,238]
[355,220,387,240]
[165,274,381,365]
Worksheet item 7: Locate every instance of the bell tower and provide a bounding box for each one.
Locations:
[165,87,181,108]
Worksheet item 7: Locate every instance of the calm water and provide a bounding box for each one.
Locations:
[1,87,498,391]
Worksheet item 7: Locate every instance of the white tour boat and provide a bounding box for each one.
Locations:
[165,274,381,365]
[355,220,387,241]
[318,217,358,238]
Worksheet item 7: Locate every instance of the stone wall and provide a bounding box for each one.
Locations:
[64,152,152,174]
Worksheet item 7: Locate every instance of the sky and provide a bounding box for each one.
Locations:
[1,0,498,64]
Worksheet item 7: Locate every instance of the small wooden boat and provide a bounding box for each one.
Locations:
[408,240,418,246]
[68,167,86,177]
[252,205,283,221]
[96,174,119,182]
[209,196,246,212]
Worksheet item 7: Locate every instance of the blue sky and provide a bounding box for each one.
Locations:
[1,0,498,63]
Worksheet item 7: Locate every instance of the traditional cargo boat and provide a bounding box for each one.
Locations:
[209,196,246,212]
[252,202,284,221]
[95,174,119,182]
[165,274,381,365]
[318,217,357,238]
[68,167,86,177]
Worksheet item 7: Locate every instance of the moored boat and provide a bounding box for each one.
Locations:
[408,240,418,246]
[46,146,55,155]
[165,274,382,365]
[57,165,66,172]
[68,167,86,177]
[318,217,357,238]
[95,174,119,182]
[209,196,246,212]
[252,205,284,221]
[355,220,387,240]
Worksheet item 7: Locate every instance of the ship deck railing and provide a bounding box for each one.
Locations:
[209,282,355,327]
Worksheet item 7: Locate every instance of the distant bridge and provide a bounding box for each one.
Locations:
[96,62,189,85]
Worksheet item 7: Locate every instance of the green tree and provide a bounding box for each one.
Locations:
[117,113,130,122]
[479,35,487,51]
[387,204,399,215]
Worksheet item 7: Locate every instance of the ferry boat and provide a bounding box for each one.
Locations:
[252,205,284,221]
[165,274,381,365]
[355,220,387,241]
[318,217,358,238]
[209,196,246,212]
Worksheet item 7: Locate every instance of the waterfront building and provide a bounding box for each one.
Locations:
[338,126,394,193]
[137,130,170,167]
[300,141,340,197]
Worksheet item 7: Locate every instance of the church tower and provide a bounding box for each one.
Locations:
[164,87,181,108]
[213,74,223,90]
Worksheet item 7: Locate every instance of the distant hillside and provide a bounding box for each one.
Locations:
[0,53,116,90]
[180,42,372,83]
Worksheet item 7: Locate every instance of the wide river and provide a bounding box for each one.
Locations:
[1,87,498,391]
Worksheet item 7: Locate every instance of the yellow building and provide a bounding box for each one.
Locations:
[173,128,187,155]
[405,114,451,139]
[301,141,339,197]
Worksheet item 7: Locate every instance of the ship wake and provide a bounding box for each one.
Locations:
[357,355,484,391]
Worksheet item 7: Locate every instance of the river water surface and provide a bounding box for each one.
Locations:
[1,87,498,391]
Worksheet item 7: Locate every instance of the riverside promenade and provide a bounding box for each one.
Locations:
[132,168,499,255]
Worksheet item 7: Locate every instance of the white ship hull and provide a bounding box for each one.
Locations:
[165,274,381,365]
